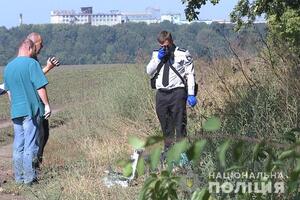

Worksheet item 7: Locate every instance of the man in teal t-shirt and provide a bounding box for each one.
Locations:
[4,56,48,118]
[4,38,51,185]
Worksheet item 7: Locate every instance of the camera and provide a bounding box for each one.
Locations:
[49,56,60,67]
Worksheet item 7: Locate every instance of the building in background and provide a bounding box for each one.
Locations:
[91,10,127,26]
[51,7,157,26]
[161,13,181,24]
[121,7,160,24]
[50,7,247,26]
[50,7,127,26]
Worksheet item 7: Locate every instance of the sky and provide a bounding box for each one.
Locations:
[0,0,238,28]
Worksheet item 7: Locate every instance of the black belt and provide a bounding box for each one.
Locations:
[158,87,185,93]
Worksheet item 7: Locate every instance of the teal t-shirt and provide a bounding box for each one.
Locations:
[4,56,48,119]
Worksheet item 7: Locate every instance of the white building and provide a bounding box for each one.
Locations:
[50,10,78,24]
[50,7,244,26]
[50,7,127,26]
[91,12,126,26]
[121,7,160,24]
[121,12,159,24]
[50,7,159,26]
[161,13,181,24]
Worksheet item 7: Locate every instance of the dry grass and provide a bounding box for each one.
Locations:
[12,64,154,200]
[38,113,146,200]
[1,47,298,199]
[0,64,154,199]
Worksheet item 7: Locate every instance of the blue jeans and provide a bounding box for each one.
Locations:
[12,113,40,184]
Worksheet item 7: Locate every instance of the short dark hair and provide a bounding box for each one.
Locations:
[157,31,173,44]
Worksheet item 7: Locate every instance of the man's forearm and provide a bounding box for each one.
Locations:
[43,57,60,74]
[42,65,52,74]
[37,87,50,106]
[186,74,195,96]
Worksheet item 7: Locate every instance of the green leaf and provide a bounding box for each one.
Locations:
[272,160,285,167]
[168,181,179,199]
[117,159,131,167]
[263,155,273,172]
[138,177,158,200]
[232,141,244,162]
[137,158,145,177]
[161,170,170,177]
[187,140,207,162]
[167,139,189,168]
[191,188,210,200]
[226,165,244,171]
[278,150,295,160]
[150,146,162,170]
[145,135,164,147]
[252,141,263,162]
[295,158,300,172]
[284,132,296,143]
[123,163,133,177]
[290,128,300,133]
[203,117,221,132]
[290,170,300,182]
[284,128,300,143]
[154,179,162,195]
[217,140,231,168]
[128,136,145,149]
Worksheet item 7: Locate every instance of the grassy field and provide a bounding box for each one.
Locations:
[0,64,161,199]
[0,53,299,199]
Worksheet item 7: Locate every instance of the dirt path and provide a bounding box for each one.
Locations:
[0,193,24,200]
[0,106,63,199]
[0,143,21,200]
[0,144,13,182]
[0,120,11,129]
[0,144,25,200]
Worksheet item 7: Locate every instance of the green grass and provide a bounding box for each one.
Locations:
[1,64,158,199]
[0,55,299,199]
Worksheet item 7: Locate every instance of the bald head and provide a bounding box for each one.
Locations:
[27,32,42,43]
[27,32,43,55]
[18,38,35,57]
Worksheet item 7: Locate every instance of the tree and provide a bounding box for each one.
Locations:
[0,23,265,66]
[181,0,300,55]
[268,8,300,54]
[182,0,300,25]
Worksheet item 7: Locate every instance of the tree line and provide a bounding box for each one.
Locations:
[0,21,266,66]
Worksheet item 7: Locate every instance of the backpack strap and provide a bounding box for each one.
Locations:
[168,60,186,86]
[169,60,198,96]
[152,60,165,79]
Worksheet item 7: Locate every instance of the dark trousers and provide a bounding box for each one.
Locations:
[38,119,49,164]
[156,87,187,150]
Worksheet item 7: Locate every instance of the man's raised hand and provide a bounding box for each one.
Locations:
[48,56,60,67]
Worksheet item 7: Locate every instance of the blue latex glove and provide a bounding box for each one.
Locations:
[158,48,166,60]
[187,95,197,107]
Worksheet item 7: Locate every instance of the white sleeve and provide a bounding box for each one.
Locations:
[146,51,160,77]
[184,51,195,96]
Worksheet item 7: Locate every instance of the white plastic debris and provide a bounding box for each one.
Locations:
[102,149,143,188]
